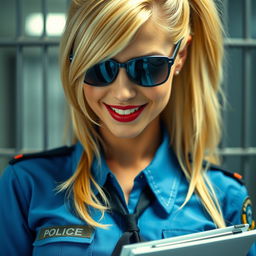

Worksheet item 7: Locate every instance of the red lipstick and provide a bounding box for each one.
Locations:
[104,103,147,122]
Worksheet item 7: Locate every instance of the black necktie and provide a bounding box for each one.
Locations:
[103,180,153,256]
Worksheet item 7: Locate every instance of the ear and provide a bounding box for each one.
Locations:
[174,35,192,75]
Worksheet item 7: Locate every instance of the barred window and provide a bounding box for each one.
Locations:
[0,0,255,212]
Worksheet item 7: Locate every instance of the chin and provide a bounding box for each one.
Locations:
[107,125,145,139]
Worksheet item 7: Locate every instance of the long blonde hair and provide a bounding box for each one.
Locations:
[59,0,225,228]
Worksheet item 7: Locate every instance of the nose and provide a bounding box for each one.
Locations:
[111,68,137,102]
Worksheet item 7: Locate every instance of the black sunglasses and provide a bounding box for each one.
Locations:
[69,39,182,87]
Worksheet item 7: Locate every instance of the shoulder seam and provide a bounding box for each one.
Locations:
[9,145,75,165]
[204,161,244,185]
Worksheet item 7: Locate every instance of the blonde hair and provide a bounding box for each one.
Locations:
[59,0,226,228]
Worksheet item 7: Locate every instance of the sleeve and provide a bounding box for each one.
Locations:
[0,165,34,255]
[224,183,256,256]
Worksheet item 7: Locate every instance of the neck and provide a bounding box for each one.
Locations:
[100,119,162,167]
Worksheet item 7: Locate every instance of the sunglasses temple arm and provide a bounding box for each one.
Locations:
[171,39,183,61]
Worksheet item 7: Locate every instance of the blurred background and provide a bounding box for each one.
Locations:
[0,0,255,213]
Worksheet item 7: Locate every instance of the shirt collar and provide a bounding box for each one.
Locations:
[142,129,182,214]
[72,129,182,214]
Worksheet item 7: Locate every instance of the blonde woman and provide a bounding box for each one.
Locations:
[0,0,255,255]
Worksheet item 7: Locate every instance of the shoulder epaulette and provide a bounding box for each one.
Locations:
[9,145,75,165]
[203,160,244,185]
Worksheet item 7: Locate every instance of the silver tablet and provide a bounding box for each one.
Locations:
[121,224,256,256]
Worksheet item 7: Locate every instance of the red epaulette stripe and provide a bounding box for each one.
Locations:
[14,154,24,160]
[233,172,243,180]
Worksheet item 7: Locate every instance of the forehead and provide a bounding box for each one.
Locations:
[115,16,173,61]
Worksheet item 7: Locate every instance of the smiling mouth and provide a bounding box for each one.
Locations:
[110,106,140,115]
[104,103,147,122]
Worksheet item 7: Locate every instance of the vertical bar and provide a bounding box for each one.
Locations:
[220,0,229,166]
[15,0,22,37]
[15,0,23,152]
[241,0,252,171]
[42,46,48,150]
[222,0,229,33]
[242,49,252,173]
[242,0,256,214]
[15,47,23,152]
[42,0,48,149]
[42,0,47,37]
[244,0,251,39]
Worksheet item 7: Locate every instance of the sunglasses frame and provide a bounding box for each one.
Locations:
[69,39,182,87]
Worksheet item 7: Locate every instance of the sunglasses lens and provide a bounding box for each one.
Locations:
[84,60,117,86]
[84,57,170,87]
[128,57,169,86]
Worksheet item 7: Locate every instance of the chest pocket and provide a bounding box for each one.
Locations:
[33,225,94,256]
[162,229,201,239]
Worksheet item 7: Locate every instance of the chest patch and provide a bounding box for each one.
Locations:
[37,225,94,240]
[241,197,255,230]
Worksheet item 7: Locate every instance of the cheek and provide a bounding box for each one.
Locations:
[148,82,172,107]
[83,85,103,108]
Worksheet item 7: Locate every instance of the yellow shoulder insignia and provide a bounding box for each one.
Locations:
[241,197,255,230]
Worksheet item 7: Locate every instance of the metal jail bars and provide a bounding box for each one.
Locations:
[0,0,255,212]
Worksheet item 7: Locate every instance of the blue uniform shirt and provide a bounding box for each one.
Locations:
[0,131,255,256]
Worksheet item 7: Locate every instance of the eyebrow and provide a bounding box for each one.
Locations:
[142,52,166,56]
[112,52,167,62]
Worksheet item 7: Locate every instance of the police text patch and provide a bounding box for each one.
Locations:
[37,225,94,240]
[241,197,255,230]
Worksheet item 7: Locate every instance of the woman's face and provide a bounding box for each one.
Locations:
[83,17,180,139]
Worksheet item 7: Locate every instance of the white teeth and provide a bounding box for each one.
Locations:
[111,107,140,115]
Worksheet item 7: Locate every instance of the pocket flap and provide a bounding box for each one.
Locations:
[162,229,200,238]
